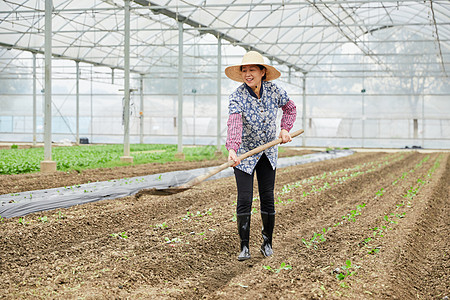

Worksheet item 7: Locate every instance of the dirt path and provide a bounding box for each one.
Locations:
[0,151,448,299]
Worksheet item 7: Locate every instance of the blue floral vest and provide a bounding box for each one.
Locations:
[228,81,290,174]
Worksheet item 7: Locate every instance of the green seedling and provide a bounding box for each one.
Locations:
[155,222,168,229]
[183,208,212,221]
[395,212,406,218]
[275,196,282,204]
[164,237,182,244]
[263,262,292,273]
[384,215,398,224]
[56,211,65,220]
[370,226,387,237]
[38,216,48,223]
[262,265,272,271]
[368,247,380,255]
[18,217,29,225]
[359,237,372,247]
[231,213,237,222]
[182,211,194,221]
[302,231,326,249]
[342,203,365,222]
[396,201,405,209]
[110,232,128,239]
[375,188,384,197]
[275,197,294,205]
[196,208,213,217]
[340,281,349,288]
[335,260,359,280]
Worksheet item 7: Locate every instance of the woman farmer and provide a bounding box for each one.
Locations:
[225,51,297,261]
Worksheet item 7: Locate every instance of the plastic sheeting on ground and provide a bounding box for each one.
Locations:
[0,150,354,218]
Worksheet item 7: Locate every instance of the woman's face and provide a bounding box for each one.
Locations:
[240,64,266,89]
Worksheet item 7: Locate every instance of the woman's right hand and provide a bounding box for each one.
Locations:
[228,149,241,167]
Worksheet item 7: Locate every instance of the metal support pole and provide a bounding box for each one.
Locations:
[44,0,52,160]
[140,74,144,144]
[216,37,222,152]
[361,56,365,148]
[177,21,184,156]
[33,52,37,146]
[362,93,365,148]
[76,60,80,145]
[302,73,307,147]
[40,0,56,172]
[421,94,425,148]
[288,67,292,84]
[90,65,93,143]
[121,0,133,163]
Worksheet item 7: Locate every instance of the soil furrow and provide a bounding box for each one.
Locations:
[206,152,433,298]
[0,151,448,299]
[388,154,449,299]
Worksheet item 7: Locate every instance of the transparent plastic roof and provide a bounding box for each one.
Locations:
[0,0,449,78]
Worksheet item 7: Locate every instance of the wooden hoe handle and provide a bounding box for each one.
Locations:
[236,129,305,162]
[180,129,305,189]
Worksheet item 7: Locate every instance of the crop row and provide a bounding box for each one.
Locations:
[251,152,434,293]
[0,144,225,174]
[328,155,441,292]
[227,153,404,221]
[148,154,406,253]
[358,154,442,256]
[300,154,431,250]
[278,152,405,197]
[272,152,404,210]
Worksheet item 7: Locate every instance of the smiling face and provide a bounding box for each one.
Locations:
[240,64,266,89]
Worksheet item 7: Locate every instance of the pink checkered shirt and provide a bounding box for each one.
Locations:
[226,99,296,152]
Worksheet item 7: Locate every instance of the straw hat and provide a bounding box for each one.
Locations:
[225,51,281,82]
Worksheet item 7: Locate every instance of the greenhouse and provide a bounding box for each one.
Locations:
[1,0,449,155]
[0,1,450,299]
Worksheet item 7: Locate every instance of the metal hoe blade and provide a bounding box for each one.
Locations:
[135,186,191,197]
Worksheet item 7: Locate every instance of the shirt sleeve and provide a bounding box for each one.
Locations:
[226,113,243,152]
[280,99,297,132]
[276,84,290,108]
[228,90,242,115]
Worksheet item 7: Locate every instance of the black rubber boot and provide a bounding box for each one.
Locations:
[237,215,251,261]
[260,213,275,257]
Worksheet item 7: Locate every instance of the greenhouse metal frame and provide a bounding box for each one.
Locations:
[1,0,449,166]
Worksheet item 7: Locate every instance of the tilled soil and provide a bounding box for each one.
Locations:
[0,151,448,299]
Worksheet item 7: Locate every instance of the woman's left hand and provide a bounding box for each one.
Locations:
[279,129,292,144]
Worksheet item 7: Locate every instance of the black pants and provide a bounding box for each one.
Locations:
[234,153,276,216]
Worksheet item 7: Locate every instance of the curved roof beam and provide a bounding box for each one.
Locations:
[132,0,306,73]
[310,1,395,76]
[430,0,447,75]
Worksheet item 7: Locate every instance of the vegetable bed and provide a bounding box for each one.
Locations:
[0,151,448,299]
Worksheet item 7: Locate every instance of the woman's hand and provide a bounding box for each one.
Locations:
[279,129,292,144]
[228,149,241,167]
